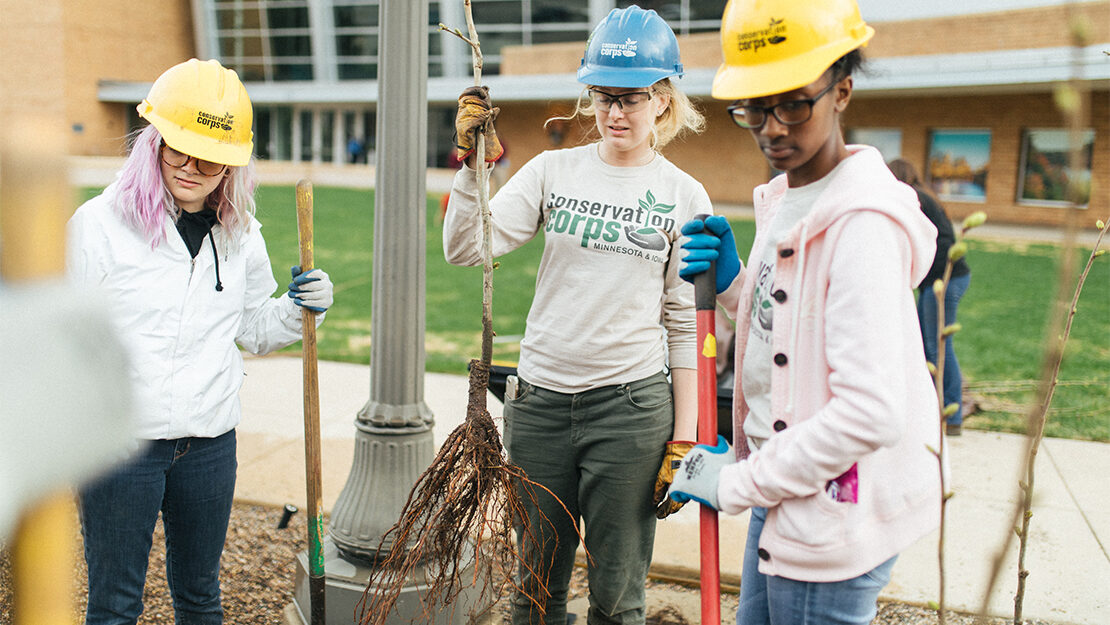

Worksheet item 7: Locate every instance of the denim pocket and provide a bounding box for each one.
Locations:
[510,377,534,402]
[624,374,672,410]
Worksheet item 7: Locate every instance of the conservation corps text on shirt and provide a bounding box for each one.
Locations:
[443,144,713,393]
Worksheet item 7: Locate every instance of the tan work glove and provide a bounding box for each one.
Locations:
[653,440,696,519]
[455,86,504,162]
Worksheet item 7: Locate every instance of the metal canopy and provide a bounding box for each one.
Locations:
[97,44,1110,106]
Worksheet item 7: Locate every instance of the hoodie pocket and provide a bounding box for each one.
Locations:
[774,490,851,551]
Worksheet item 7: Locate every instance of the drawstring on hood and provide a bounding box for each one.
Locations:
[175,208,223,291]
[208,231,224,291]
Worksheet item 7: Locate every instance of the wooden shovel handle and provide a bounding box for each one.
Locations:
[296,179,326,625]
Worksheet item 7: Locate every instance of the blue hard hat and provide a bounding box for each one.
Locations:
[577,6,684,88]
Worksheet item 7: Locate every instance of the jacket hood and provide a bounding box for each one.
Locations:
[754,145,937,287]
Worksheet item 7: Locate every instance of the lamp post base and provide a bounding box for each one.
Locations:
[289,537,492,625]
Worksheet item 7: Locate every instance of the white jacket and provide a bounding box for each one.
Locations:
[67,183,313,439]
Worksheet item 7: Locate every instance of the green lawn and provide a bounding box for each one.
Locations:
[250,185,545,371]
[80,186,1109,441]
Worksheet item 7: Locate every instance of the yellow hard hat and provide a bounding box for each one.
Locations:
[712,0,874,100]
[137,59,254,166]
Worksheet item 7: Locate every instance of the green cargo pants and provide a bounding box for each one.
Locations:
[504,371,673,625]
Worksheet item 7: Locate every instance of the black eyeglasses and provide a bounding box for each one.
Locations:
[588,89,653,113]
[726,78,840,130]
[160,143,228,177]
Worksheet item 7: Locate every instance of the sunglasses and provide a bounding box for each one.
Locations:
[160,143,228,177]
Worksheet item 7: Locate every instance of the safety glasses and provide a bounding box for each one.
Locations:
[588,89,654,113]
[726,78,839,130]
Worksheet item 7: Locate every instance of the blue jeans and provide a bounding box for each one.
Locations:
[79,430,237,625]
[736,507,896,625]
[917,273,970,426]
[504,372,674,625]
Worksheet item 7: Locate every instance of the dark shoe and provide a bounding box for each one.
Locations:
[946,423,963,437]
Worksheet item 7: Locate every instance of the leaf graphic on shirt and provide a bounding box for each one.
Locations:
[637,190,676,232]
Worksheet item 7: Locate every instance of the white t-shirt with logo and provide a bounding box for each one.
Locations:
[742,175,831,446]
[444,144,713,393]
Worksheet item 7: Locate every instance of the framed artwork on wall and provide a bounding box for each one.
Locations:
[847,128,903,163]
[1017,128,1095,207]
[926,129,992,202]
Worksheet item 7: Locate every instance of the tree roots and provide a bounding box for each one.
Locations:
[357,360,570,625]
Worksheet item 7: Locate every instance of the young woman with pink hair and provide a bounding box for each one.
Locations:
[67,59,333,625]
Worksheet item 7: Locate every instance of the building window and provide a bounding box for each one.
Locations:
[926,129,992,203]
[847,128,903,162]
[472,0,523,25]
[451,0,591,76]
[335,0,379,80]
[616,0,728,34]
[216,0,314,81]
[1017,128,1095,208]
[532,0,588,23]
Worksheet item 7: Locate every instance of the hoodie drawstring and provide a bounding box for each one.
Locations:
[208,230,223,292]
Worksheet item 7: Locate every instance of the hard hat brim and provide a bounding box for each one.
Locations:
[139,104,253,167]
[711,26,873,100]
[577,66,683,89]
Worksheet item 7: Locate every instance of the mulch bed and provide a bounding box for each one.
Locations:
[1,502,1049,625]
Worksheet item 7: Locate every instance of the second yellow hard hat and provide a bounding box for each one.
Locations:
[712,0,874,101]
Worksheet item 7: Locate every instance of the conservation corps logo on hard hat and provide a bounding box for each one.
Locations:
[736,17,787,55]
[197,111,235,132]
[600,37,638,58]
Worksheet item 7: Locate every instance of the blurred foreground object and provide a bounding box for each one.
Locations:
[1,113,136,624]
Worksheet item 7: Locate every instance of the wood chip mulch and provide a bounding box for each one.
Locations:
[1,503,1053,625]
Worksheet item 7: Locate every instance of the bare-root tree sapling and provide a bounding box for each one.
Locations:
[356,4,583,624]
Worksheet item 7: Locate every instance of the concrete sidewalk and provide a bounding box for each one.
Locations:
[236,355,1109,625]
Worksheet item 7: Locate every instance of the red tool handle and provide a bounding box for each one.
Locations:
[692,214,721,624]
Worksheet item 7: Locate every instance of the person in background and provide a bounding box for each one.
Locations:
[668,1,942,623]
[347,135,363,164]
[889,157,972,436]
[443,7,711,624]
[68,58,333,625]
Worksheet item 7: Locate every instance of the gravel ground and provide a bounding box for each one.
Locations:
[1,502,1053,625]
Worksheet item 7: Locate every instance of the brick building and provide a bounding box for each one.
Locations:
[492,1,1110,226]
[1,0,1106,226]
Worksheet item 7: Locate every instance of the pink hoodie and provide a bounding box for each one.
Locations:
[716,146,942,582]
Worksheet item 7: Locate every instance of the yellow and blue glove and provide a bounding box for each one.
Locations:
[667,435,732,511]
[653,440,696,519]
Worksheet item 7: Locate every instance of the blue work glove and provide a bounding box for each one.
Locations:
[287,266,333,313]
[679,216,741,294]
[667,435,732,511]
